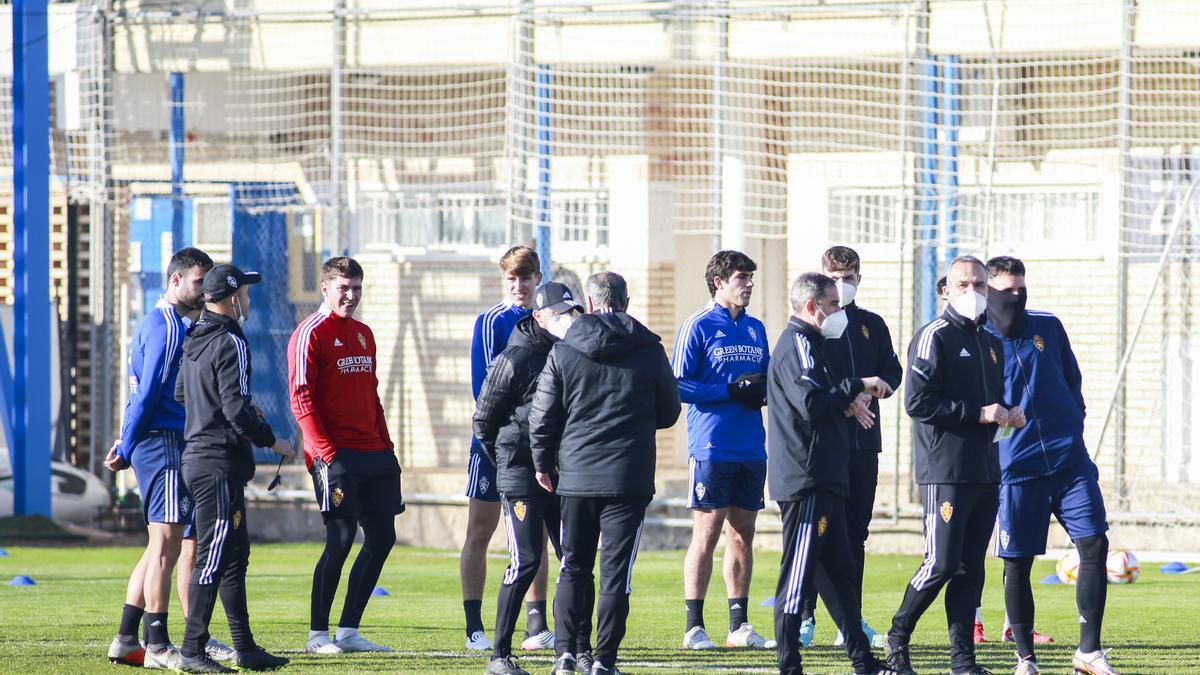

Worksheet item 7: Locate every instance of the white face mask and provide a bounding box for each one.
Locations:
[950,290,987,320]
[835,280,857,306]
[547,314,573,339]
[818,307,848,339]
[233,297,247,327]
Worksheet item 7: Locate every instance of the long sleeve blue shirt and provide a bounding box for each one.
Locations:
[671,302,769,462]
[118,299,191,462]
[470,300,529,450]
[985,310,1091,484]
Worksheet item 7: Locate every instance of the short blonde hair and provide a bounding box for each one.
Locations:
[499,245,540,277]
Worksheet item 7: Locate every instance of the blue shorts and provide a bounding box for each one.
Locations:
[687,458,766,511]
[131,430,195,538]
[465,444,500,502]
[996,461,1108,558]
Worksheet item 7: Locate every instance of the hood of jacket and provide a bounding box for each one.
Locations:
[560,310,660,361]
[183,309,243,361]
[507,314,557,355]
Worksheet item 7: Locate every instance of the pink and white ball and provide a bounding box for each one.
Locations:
[1106,549,1140,584]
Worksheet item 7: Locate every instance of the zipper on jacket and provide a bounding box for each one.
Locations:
[1012,339,1052,474]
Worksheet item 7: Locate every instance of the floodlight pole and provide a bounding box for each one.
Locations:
[170,72,185,248]
[11,0,53,516]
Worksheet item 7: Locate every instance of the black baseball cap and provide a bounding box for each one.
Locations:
[533,281,583,314]
[203,264,261,302]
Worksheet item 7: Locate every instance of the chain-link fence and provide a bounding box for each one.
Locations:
[5,0,1200,543]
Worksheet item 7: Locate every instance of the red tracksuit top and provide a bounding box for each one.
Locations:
[287,304,393,468]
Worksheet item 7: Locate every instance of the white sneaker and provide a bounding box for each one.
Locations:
[107,636,145,666]
[682,625,718,650]
[1014,656,1041,675]
[305,632,343,655]
[204,637,236,662]
[833,619,886,649]
[142,643,183,670]
[520,629,555,650]
[334,632,393,653]
[466,630,494,651]
[725,622,776,649]
[1073,649,1120,675]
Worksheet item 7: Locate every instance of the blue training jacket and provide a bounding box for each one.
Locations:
[985,310,1090,484]
[118,299,191,463]
[671,302,769,462]
[470,300,528,450]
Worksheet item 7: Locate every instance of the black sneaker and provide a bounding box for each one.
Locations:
[589,661,622,675]
[178,653,234,673]
[233,646,289,671]
[550,653,576,675]
[857,655,898,675]
[950,668,994,675]
[575,651,594,673]
[487,656,531,675]
[882,648,917,675]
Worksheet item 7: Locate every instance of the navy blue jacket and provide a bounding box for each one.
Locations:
[985,310,1091,484]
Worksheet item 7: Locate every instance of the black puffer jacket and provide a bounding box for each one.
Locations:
[174,310,275,483]
[529,311,681,498]
[472,315,557,498]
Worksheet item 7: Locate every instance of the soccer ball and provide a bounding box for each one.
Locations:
[1106,549,1140,584]
[1056,549,1081,585]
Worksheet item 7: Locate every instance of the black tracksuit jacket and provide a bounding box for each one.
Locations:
[472,315,557,498]
[174,310,275,482]
[529,310,681,498]
[767,317,865,502]
[820,301,903,452]
[905,306,1007,485]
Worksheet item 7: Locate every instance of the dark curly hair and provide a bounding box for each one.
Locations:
[704,250,757,297]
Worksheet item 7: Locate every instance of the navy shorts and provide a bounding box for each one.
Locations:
[687,458,766,511]
[996,461,1109,558]
[465,444,500,502]
[131,430,194,538]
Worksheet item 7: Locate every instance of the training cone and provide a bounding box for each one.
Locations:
[371,586,390,597]
[1039,573,1062,585]
[760,596,775,607]
[7,575,36,586]
[1161,561,1189,574]
[0,547,9,557]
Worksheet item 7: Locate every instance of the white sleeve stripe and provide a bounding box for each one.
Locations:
[793,333,813,370]
[917,319,947,360]
[159,308,176,384]
[228,334,249,396]
[481,303,505,366]
[293,313,326,387]
[671,307,710,378]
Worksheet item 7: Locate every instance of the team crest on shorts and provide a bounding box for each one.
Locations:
[939,501,954,523]
[232,510,242,530]
[332,487,345,507]
[862,325,870,340]
[180,496,192,516]
[357,332,367,349]
[695,482,706,501]
[1000,529,1010,550]
[479,475,490,494]
[513,501,527,522]
[817,516,828,537]
[990,347,998,364]
[1033,335,1045,352]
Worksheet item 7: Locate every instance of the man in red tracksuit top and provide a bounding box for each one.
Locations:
[287,256,405,655]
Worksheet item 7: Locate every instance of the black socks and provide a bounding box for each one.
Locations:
[729,597,749,633]
[685,599,705,631]
[526,600,548,635]
[143,611,170,648]
[118,603,144,640]
[464,599,485,637]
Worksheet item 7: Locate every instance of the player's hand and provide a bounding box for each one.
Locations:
[861,377,893,399]
[536,470,557,494]
[104,440,128,472]
[270,439,296,461]
[851,393,875,429]
[1009,407,1027,429]
[727,373,767,408]
[979,403,1010,427]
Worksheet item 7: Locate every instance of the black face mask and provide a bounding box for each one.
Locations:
[986,288,1028,338]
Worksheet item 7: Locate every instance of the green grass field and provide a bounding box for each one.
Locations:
[1,543,1196,673]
